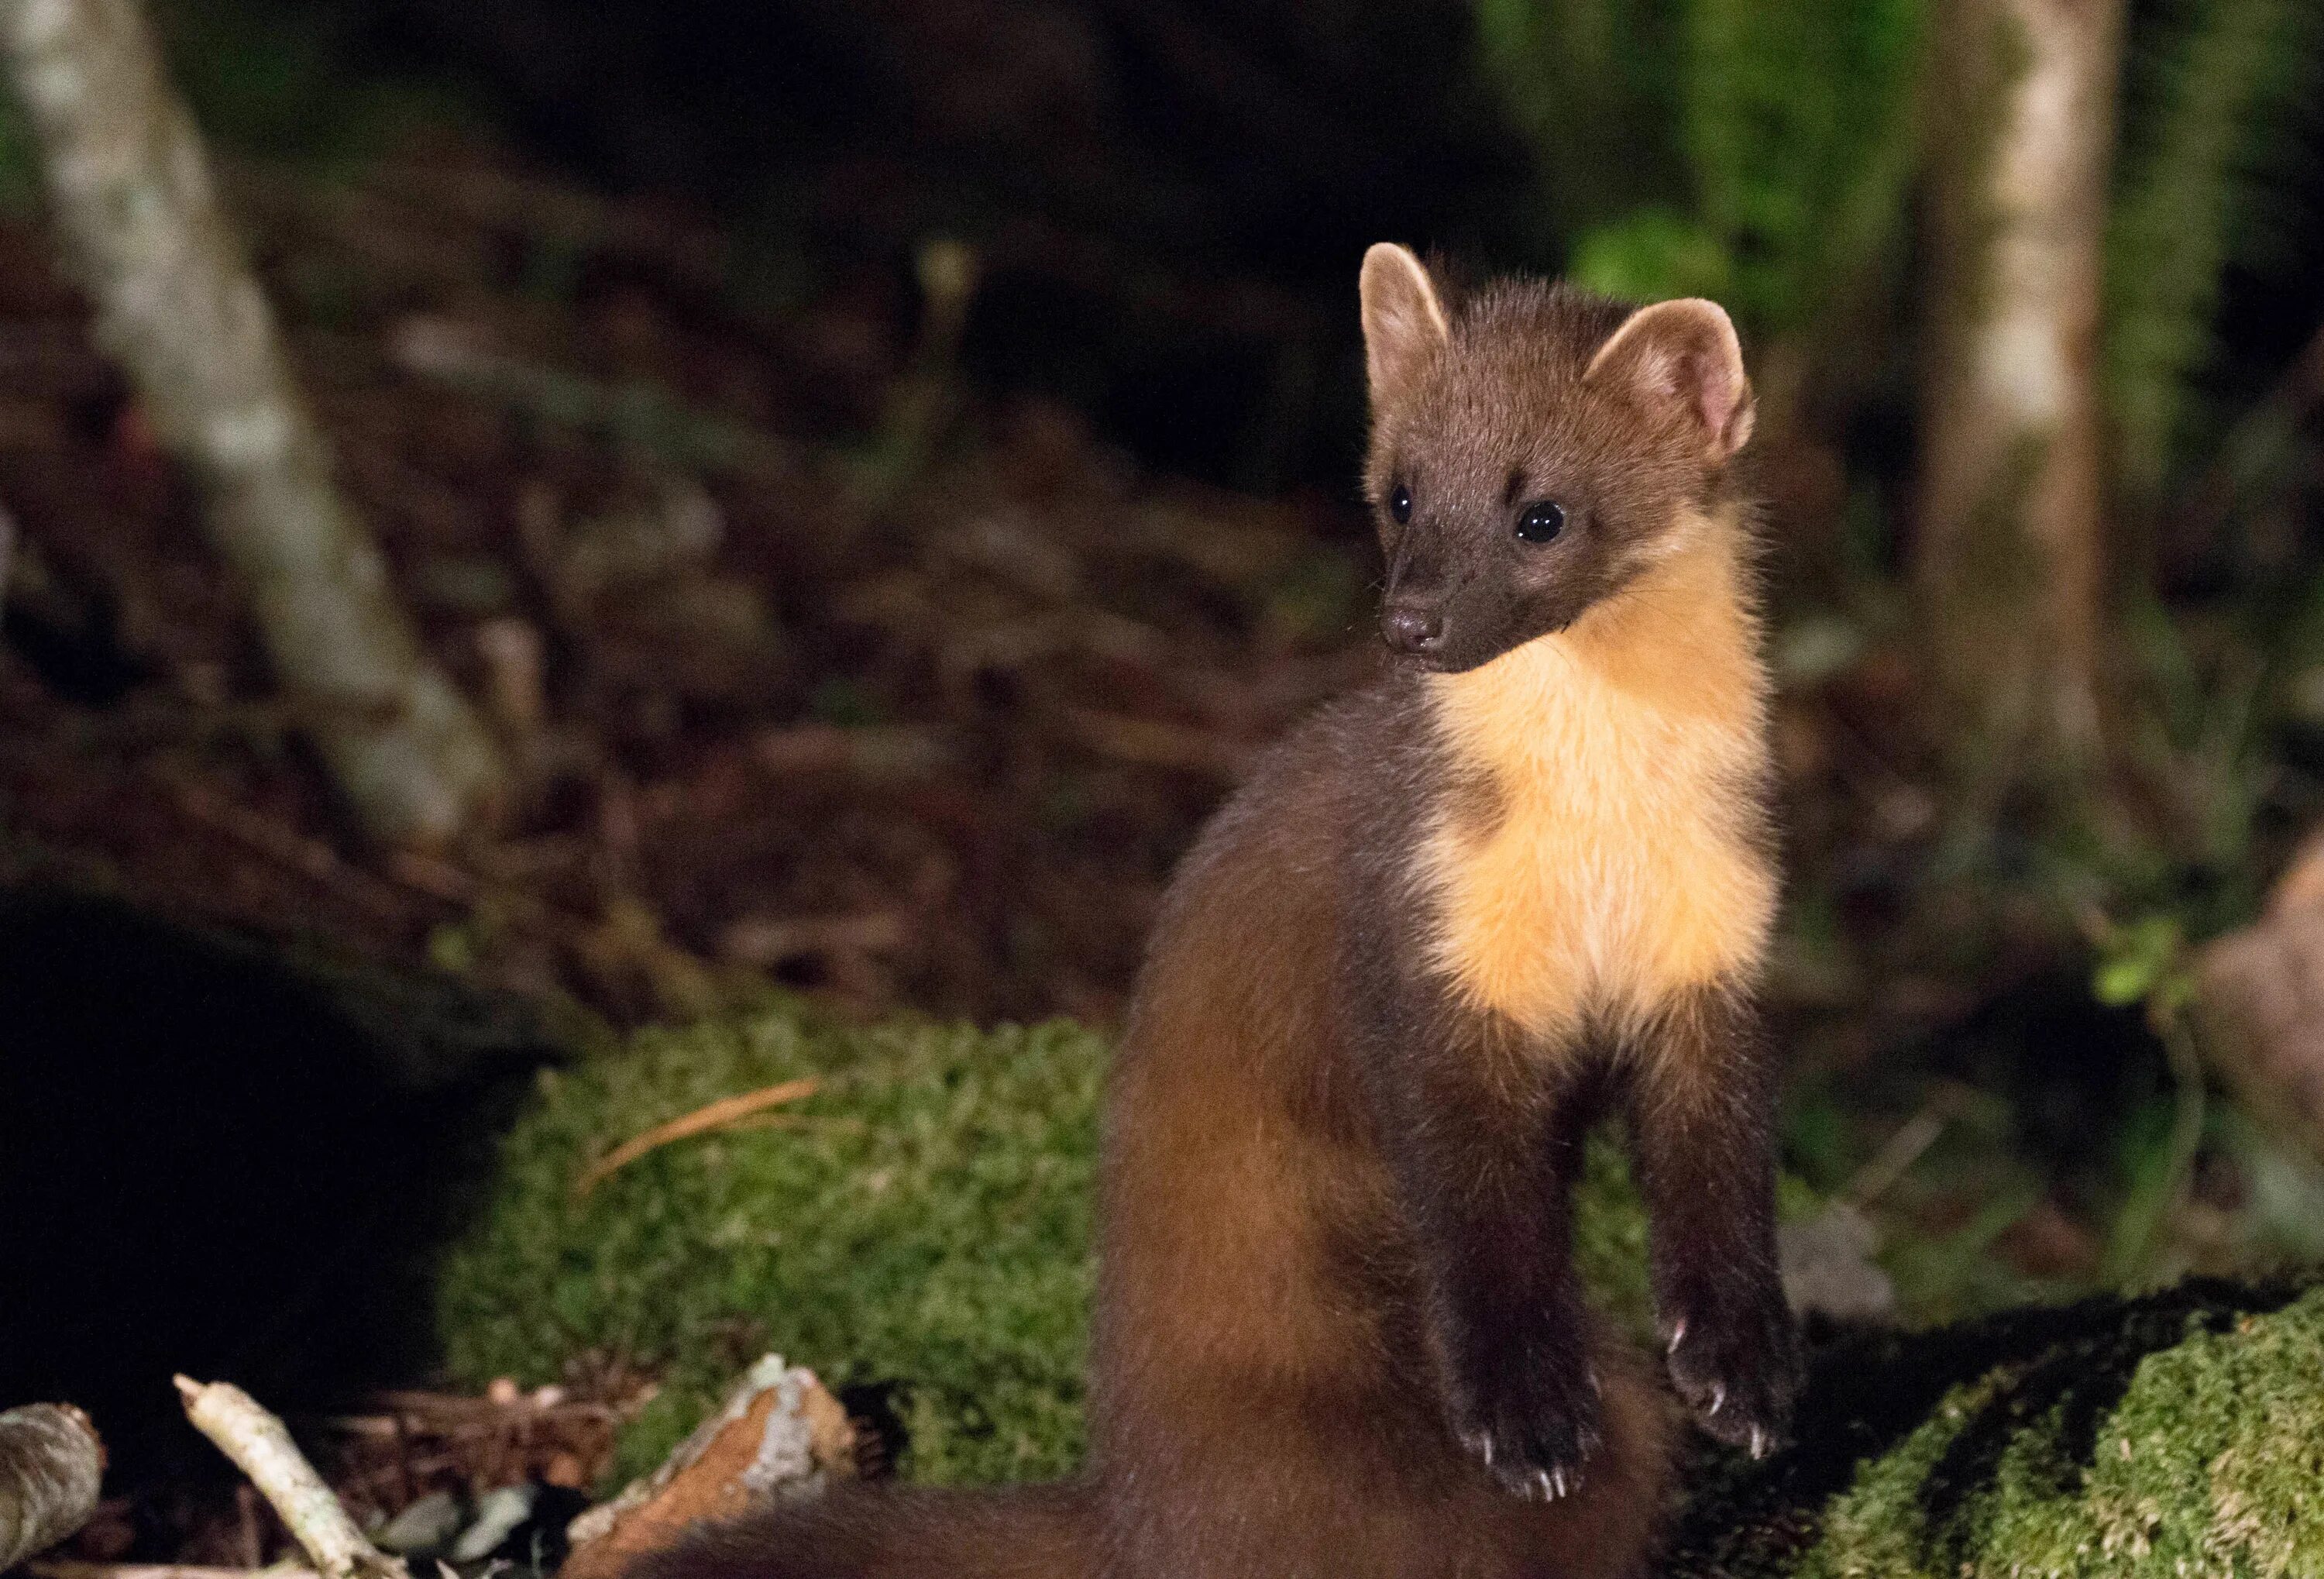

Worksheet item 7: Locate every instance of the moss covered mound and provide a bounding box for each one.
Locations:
[1669,1278,2324,1577]
[438,1005,1104,1486]
[436,1000,1654,1488]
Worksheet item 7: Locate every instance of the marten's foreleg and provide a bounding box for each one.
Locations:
[1365,1030,1610,1500]
[1624,987,1800,1454]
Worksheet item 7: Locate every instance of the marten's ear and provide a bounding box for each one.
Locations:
[1359,243,1449,411]
[1584,298,1755,460]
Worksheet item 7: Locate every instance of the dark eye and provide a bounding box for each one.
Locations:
[1515,500,1566,544]
[1389,484,1411,525]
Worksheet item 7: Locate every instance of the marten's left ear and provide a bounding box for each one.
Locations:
[1584,298,1755,460]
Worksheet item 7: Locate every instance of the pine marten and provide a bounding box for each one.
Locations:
[635,245,1800,1579]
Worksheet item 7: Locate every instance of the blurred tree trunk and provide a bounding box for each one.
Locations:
[1913,0,2126,790]
[0,0,504,845]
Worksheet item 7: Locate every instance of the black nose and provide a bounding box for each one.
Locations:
[1382,604,1443,655]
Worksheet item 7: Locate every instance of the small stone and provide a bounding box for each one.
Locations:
[374,1489,462,1556]
[451,1482,539,1561]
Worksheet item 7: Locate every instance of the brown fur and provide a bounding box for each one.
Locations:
[628,250,1796,1579]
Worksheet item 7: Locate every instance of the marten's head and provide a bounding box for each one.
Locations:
[1357,244,1755,673]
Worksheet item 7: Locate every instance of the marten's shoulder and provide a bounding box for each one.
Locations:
[1149,672,1435,919]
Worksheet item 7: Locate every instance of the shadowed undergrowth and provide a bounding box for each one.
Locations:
[1669,1278,2324,1576]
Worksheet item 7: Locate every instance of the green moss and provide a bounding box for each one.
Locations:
[1670,1279,2324,1577]
[436,1003,1105,1488]
[436,1001,1659,1489]
[1812,1287,2324,1576]
[1574,1132,1654,1337]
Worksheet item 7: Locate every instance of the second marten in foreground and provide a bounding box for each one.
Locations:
[637,245,1801,1579]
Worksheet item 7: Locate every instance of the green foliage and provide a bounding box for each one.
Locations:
[436,999,1663,1488]
[1566,206,1734,304]
[1477,0,1925,335]
[149,0,480,169]
[2106,0,2323,509]
[0,92,36,218]
[1473,0,1685,245]
[1673,0,1926,334]
[1880,1172,2058,1324]
[2115,595,2274,895]
[2092,913,2190,1011]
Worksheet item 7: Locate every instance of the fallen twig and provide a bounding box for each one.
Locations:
[718,913,909,968]
[329,1389,618,1433]
[388,317,796,480]
[174,1378,403,1579]
[0,1403,105,1570]
[30,1565,320,1579]
[574,1078,821,1199]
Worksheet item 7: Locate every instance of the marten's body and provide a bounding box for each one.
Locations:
[637,251,1798,1579]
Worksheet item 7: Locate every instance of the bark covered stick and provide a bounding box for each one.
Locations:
[562,1355,855,1579]
[0,0,504,845]
[0,1403,105,1570]
[173,1378,403,1579]
[32,1565,321,1579]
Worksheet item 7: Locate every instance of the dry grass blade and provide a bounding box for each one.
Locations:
[573,1078,821,1199]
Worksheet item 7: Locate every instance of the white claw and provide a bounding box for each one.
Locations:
[1749,1426,1770,1460]
[1667,1319,1687,1355]
[1708,1383,1727,1416]
[1534,1469,1555,1502]
[1549,1467,1568,1500]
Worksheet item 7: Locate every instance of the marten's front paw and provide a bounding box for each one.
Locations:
[1662,1288,1801,1457]
[1449,1357,1604,1502]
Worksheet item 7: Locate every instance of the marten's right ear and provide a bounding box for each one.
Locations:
[1360,243,1449,411]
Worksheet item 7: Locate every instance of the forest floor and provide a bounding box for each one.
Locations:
[0,132,1381,1030]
